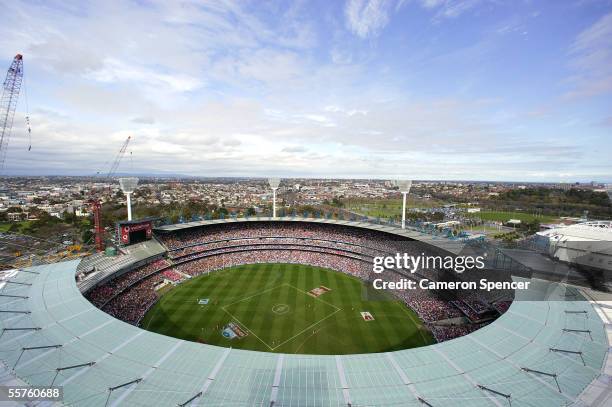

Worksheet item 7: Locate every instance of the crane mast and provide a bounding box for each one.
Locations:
[89,199,104,252]
[0,54,24,173]
[107,135,131,179]
[89,135,132,252]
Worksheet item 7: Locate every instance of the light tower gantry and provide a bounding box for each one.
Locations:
[119,177,139,221]
[268,178,281,218]
[394,179,412,229]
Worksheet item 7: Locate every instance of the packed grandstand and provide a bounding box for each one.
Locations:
[85,221,508,343]
[0,218,609,406]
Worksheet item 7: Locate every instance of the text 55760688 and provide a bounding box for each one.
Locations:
[0,386,63,401]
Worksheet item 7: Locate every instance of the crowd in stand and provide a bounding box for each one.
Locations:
[86,285,113,307]
[450,300,491,322]
[86,222,509,341]
[430,322,491,342]
[102,275,162,324]
[492,300,512,314]
[158,222,423,256]
[174,245,371,267]
[462,299,490,314]
[167,237,381,260]
[86,258,170,307]
[174,250,372,281]
[409,299,464,322]
[378,269,463,322]
[162,270,184,282]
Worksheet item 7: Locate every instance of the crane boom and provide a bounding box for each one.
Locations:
[0,54,24,173]
[88,135,131,252]
[88,199,104,252]
[106,135,131,178]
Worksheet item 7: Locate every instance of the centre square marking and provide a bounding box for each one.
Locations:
[221,283,341,351]
[272,303,290,315]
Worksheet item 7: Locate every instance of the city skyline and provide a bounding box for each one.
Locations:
[0,0,611,181]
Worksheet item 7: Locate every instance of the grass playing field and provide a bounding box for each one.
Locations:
[345,198,440,219]
[141,263,434,354]
[466,210,557,223]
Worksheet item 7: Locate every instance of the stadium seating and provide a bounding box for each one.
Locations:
[88,221,504,340]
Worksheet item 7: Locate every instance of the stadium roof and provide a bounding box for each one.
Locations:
[155,217,470,256]
[0,260,609,406]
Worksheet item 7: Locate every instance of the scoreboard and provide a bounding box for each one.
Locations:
[117,219,153,245]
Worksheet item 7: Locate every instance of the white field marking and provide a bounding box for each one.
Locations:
[397,304,430,344]
[221,308,273,351]
[283,283,341,311]
[222,284,287,308]
[292,325,325,354]
[292,306,355,354]
[270,308,342,351]
[292,334,314,354]
[221,283,342,351]
[221,283,342,350]
[142,304,160,330]
[272,304,290,315]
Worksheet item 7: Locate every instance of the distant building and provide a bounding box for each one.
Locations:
[7,212,27,222]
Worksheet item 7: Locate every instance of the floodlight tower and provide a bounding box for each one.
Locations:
[268,177,281,218]
[119,177,139,221]
[395,179,412,229]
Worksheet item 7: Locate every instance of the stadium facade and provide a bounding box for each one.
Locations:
[536,221,612,291]
[0,218,610,406]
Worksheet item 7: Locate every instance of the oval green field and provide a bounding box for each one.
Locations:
[141,263,434,354]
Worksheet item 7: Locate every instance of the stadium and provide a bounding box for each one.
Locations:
[0,217,610,406]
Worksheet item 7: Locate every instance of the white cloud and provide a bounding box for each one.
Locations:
[345,0,393,39]
[131,117,155,125]
[435,0,481,19]
[419,0,446,8]
[565,12,612,99]
[86,59,203,93]
[343,0,487,39]
[413,0,486,21]
[0,1,608,181]
[281,146,308,153]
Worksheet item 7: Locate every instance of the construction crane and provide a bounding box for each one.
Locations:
[88,199,104,252]
[89,135,132,252]
[106,135,131,179]
[0,54,24,173]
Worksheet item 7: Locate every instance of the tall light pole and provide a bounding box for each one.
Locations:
[268,177,280,218]
[119,177,139,221]
[394,179,412,229]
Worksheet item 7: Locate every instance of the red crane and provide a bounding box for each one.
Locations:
[89,135,132,252]
[89,199,104,252]
[0,54,24,173]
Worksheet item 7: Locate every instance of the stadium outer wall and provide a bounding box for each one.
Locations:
[91,218,486,341]
[0,217,609,407]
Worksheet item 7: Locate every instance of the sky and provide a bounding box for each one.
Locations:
[0,0,611,182]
